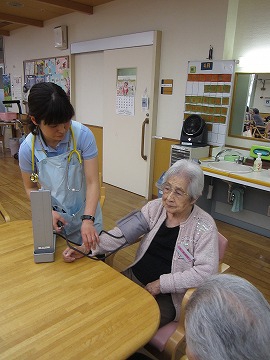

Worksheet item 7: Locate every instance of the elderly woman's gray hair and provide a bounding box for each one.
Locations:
[185,274,270,360]
[160,159,204,200]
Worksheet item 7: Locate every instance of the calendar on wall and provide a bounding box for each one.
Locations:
[184,60,236,146]
[116,68,136,116]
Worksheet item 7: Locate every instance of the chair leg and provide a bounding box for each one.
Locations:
[0,203,11,222]
[0,130,5,153]
[0,140,4,153]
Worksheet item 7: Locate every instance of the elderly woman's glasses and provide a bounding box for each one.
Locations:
[159,183,189,198]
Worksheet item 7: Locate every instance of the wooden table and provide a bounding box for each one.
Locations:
[0,220,160,360]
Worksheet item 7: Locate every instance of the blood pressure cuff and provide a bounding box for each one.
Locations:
[116,210,150,245]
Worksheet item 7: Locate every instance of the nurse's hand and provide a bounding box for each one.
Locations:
[81,220,100,252]
[52,210,67,232]
[62,246,85,262]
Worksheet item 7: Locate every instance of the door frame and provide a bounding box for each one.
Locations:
[146,32,161,199]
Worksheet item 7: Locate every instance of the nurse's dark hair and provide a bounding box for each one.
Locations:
[28,82,75,134]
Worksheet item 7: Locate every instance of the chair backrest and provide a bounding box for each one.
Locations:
[218,232,228,261]
[146,232,230,360]
[252,124,267,138]
[99,172,106,208]
[265,122,270,138]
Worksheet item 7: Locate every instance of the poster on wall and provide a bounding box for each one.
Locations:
[116,69,136,116]
[3,74,12,103]
[12,76,22,100]
[44,58,56,75]
[24,61,35,76]
[184,60,236,146]
[23,56,70,96]
[35,60,45,76]
[55,57,68,73]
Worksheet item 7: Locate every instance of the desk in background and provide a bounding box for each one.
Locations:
[0,220,160,360]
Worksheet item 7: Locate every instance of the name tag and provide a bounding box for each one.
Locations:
[176,244,194,262]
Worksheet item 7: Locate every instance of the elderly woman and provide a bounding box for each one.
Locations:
[63,159,219,327]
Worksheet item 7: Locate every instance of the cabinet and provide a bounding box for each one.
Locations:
[197,176,270,237]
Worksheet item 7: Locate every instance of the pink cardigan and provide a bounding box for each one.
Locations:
[96,198,219,321]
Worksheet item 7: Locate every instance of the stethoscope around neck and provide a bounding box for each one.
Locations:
[30,125,83,191]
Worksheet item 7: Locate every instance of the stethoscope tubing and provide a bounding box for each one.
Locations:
[30,125,82,185]
[57,223,127,261]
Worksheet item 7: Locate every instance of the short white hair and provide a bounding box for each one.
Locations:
[185,274,270,360]
[160,159,204,200]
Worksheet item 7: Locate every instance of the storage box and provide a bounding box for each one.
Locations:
[170,144,210,166]
[0,112,17,122]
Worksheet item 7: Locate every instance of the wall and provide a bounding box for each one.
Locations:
[3,0,270,196]
[87,125,103,174]
[4,0,229,141]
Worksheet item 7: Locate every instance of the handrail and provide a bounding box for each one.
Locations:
[141,117,149,160]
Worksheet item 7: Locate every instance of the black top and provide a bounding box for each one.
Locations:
[132,220,179,285]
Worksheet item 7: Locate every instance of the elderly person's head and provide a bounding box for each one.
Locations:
[157,159,204,220]
[185,274,270,360]
[160,159,204,201]
[253,108,259,114]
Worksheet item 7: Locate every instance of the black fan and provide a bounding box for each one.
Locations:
[180,114,208,146]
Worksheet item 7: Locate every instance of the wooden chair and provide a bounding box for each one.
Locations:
[144,232,230,360]
[144,287,195,360]
[252,124,267,139]
[99,172,106,208]
[265,122,270,139]
[107,231,230,360]
[0,202,11,222]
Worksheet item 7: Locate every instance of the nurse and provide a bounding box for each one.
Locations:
[19,82,102,250]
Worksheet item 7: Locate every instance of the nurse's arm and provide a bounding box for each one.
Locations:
[84,157,100,214]
[81,157,100,250]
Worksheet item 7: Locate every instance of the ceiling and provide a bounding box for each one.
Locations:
[0,0,115,36]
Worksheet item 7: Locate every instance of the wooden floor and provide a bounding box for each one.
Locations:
[0,151,269,303]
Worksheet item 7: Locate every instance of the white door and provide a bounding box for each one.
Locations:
[103,42,160,198]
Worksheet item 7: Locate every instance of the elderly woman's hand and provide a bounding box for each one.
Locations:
[62,245,86,262]
[145,279,161,297]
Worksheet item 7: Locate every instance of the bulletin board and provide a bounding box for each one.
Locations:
[184,60,236,146]
[23,56,70,96]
